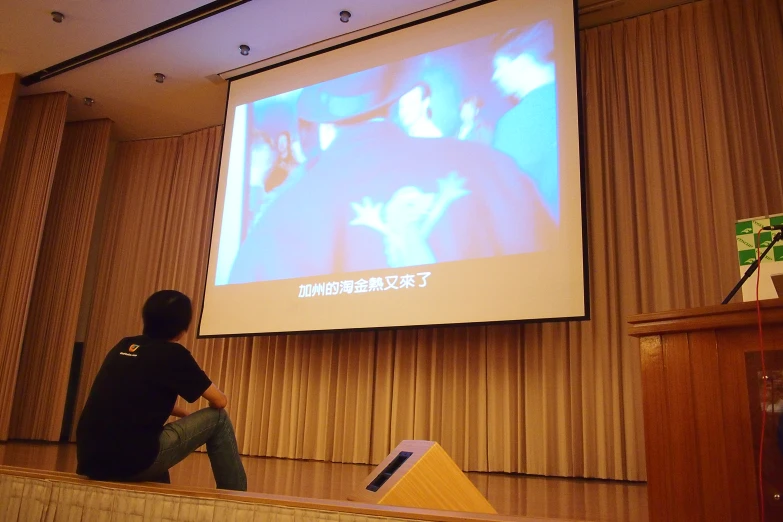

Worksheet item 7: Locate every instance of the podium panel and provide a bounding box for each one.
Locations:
[348,440,496,514]
[628,299,783,522]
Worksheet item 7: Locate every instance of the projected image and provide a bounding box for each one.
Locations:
[217,19,559,286]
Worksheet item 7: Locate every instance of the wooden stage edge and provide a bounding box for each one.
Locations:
[1,465,529,522]
[0,442,648,522]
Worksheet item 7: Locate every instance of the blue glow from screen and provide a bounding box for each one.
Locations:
[218,19,559,286]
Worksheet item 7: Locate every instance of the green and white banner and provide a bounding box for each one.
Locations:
[735,213,783,301]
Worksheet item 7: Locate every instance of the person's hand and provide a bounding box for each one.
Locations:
[202,383,228,409]
[350,197,387,233]
[437,171,469,201]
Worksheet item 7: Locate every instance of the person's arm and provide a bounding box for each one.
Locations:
[171,404,189,418]
[169,345,218,407]
[201,383,228,409]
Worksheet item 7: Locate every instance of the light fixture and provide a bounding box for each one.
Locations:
[83,97,94,107]
[51,11,65,23]
[154,73,166,84]
[239,44,250,56]
[339,10,351,23]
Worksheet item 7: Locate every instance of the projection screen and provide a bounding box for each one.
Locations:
[199,0,587,336]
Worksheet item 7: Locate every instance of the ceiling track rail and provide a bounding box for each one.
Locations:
[20,0,251,87]
[577,0,624,15]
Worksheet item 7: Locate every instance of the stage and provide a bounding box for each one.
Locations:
[0,441,647,521]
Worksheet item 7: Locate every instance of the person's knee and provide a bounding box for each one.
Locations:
[196,406,223,421]
[217,408,237,433]
[199,406,230,428]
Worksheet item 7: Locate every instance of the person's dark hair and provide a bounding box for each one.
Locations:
[493,20,554,64]
[142,290,192,341]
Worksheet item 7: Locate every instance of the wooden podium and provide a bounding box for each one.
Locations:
[629,299,783,522]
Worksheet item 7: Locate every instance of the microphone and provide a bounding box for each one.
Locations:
[761,224,783,231]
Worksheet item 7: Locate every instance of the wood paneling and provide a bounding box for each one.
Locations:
[630,300,783,521]
[637,336,672,521]
[661,333,702,521]
[687,330,731,521]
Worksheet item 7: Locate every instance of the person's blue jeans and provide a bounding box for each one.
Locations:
[132,407,247,491]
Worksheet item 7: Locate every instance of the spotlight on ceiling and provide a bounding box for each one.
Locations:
[339,10,351,23]
[239,44,250,56]
[154,73,166,84]
[51,11,65,23]
[83,97,94,107]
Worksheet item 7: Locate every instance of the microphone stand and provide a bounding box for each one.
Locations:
[722,229,783,305]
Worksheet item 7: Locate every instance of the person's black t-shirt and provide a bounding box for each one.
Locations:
[76,335,211,479]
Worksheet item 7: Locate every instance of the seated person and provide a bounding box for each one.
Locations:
[76,290,247,491]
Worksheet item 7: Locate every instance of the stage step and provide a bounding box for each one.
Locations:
[1,465,559,522]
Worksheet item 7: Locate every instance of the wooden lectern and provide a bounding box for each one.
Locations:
[629,299,783,522]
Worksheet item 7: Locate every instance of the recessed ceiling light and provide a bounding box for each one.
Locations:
[51,11,65,23]
[154,73,166,84]
[239,44,250,56]
[83,97,94,107]
[339,10,351,23]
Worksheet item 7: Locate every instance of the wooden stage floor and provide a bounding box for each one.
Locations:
[0,442,647,521]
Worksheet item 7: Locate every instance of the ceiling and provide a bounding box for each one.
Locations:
[0,0,695,141]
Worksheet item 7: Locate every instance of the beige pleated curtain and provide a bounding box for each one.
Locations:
[0,93,69,440]
[9,120,113,441]
[6,0,779,481]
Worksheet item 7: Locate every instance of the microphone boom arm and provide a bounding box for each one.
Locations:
[722,230,783,305]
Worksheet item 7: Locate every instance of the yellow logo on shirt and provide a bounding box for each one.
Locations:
[128,344,139,353]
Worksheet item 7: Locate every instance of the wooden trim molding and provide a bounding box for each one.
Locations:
[628,298,783,337]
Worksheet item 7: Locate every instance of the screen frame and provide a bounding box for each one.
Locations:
[196,0,590,339]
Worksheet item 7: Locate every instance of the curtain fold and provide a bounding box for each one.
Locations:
[0,73,20,161]
[0,93,69,441]
[67,0,783,481]
[10,120,112,441]
[72,136,182,437]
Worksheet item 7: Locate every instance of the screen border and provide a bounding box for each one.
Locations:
[196,0,590,339]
